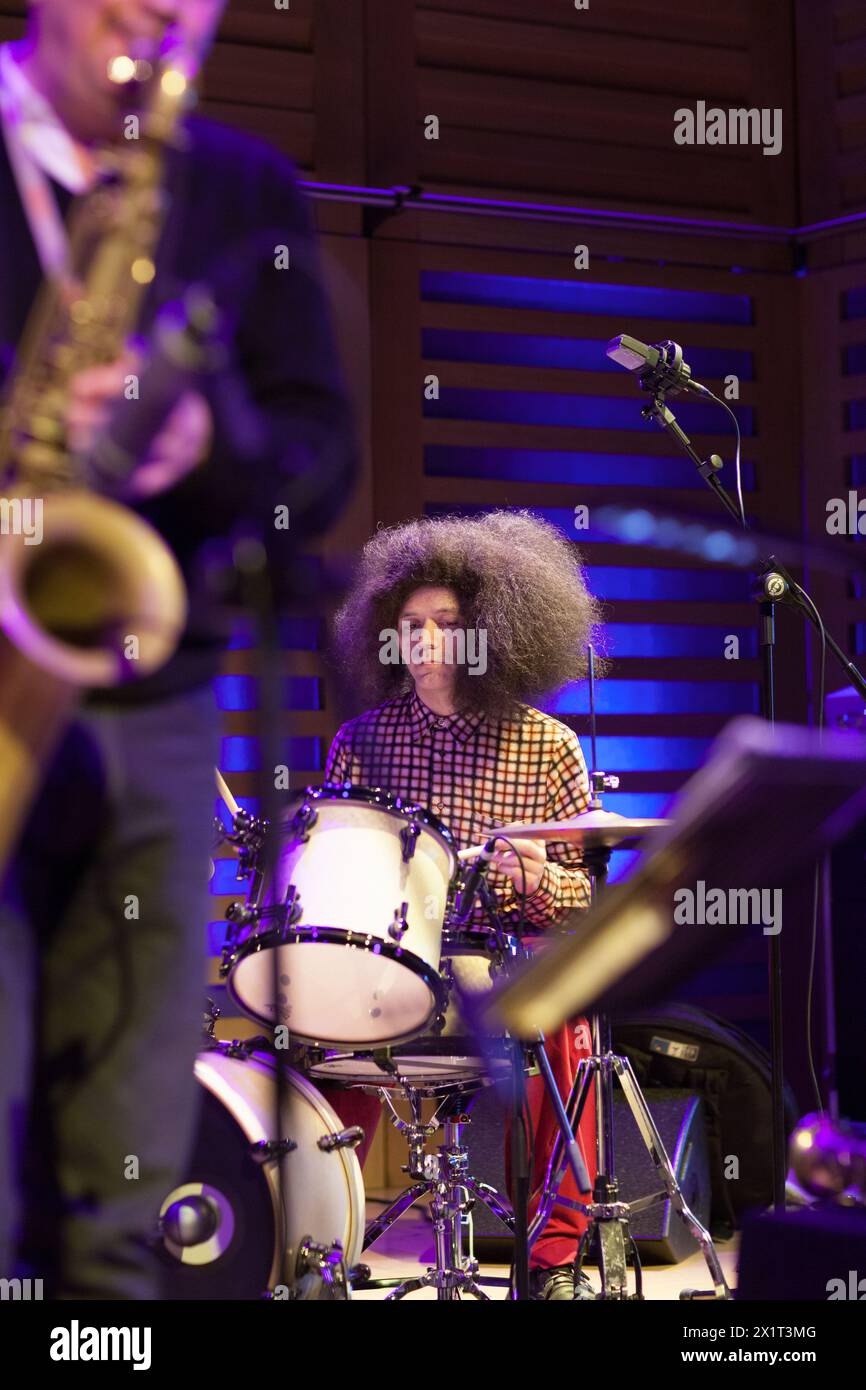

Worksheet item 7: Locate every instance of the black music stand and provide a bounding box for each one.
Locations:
[473,717,866,1297]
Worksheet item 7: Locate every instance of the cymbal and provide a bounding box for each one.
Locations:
[493,808,670,851]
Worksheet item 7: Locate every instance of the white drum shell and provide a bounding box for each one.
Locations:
[228,794,456,1047]
[163,1049,365,1286]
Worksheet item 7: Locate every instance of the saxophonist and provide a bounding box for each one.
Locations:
[0,0,357,1298]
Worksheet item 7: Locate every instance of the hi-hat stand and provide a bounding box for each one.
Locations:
[524,653,730,1298]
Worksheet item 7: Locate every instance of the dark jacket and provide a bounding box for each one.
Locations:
[0,114,358,701]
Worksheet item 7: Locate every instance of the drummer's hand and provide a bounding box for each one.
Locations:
[491,837,548,897]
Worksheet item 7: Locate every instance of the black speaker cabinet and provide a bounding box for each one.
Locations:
[737,1205,866,1300]
[466,1085,711,1266]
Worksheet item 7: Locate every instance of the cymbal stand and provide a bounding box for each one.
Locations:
[527,841,730,1299]
[472,881,592,1298]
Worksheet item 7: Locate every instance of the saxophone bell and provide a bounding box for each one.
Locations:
[0,488,187,687]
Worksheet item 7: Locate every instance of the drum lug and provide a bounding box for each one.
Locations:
[348,1263,372,1288]
[318,1125,365,1153]
[221,900,259,970]
[294,1238,351,1300]
[283,884,303,927]
[226,899,257,925]
[389,902,410,941]
[202,996,220,1041]
[289,801,318,843]
[400,820,420,862]
[249,1138,298,1164]
[225,1037,263,1059]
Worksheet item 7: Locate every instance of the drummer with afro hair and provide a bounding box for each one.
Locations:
[319,509,605,1300]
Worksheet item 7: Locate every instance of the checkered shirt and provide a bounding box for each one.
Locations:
[323,686,592,928]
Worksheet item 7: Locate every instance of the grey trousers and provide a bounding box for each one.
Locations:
[0,683,220,1298]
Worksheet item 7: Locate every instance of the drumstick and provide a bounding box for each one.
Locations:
[215,767,240,817]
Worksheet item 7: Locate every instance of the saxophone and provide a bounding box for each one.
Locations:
[0,52,194,873]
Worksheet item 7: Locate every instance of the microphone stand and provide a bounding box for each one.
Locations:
[640,379,866,1212]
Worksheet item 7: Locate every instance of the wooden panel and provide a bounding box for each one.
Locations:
[797,0,866,223]
[202,42,313,110]
[421,0,753,46]
[358,211,823,1096]
[415,0,797,223]
[0,0,847,1117]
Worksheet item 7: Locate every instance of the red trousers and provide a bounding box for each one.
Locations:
[321,1016,596,1270]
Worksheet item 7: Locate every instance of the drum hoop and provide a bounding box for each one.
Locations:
[223,926,448,1048]
[440,928,522,957]
[194,1045,365,1277]
[305,1046,514,1096]
[286,784,457,859]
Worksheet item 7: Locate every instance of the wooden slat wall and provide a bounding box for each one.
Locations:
[797,0,866,225]
[0,0,858,1126]
[413,0,797,222]
[363,216,811,1063]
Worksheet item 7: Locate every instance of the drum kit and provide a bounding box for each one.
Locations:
[152,764,735,1301]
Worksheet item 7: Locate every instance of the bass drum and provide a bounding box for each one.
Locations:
[156,1046,365,1299]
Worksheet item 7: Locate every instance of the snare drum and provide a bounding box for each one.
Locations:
[223,787,456,1048]
[305,1036,518,1096]
[304,928,525,1095]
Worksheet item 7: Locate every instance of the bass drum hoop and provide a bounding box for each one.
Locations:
[195,1048,365,1287]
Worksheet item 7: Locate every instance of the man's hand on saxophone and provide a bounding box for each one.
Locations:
[65,347,213,499]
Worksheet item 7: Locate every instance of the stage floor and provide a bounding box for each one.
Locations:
[355,1194,739,1300]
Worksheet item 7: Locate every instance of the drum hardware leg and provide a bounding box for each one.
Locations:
[366,1098,503,1299]
[363,1087,442,1252]
[362,1182,432,1252]
[528,1041,731,1300]
[461,1177,514,1231]
[401,1117,491,1300]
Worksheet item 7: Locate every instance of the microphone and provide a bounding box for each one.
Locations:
[82,285,228,493]
[454,836,499,922]
[606,334,710,398]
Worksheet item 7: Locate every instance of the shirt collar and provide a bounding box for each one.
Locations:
[404,686,486,745]
[0,44,101,195]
